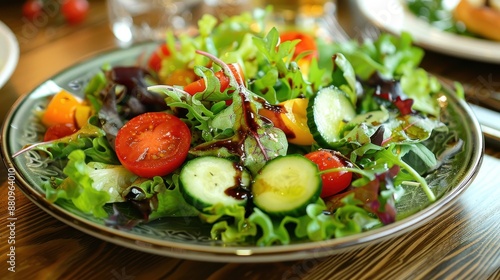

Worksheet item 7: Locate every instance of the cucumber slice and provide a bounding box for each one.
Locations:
[179,156,251,212]
[307,86,356,147]
[252,155,321,217]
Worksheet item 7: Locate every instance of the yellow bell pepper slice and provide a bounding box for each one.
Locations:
[74,104,92,128]
[260,98,315,146]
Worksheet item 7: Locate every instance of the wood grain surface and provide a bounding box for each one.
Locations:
[1,1,499,279]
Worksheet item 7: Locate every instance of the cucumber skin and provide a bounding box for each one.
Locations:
[179,156,250,212]
[307,86,356,148]
[252,155,322,217]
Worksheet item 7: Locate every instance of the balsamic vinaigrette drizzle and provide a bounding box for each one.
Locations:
[124,91,265,220]
[224,162,252,201]
[191,90,272,162]
[120,70,416,222]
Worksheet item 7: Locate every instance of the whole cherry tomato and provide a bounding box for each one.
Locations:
[305,150,353,198]
[61,0,89,25]
[22,0,43,20]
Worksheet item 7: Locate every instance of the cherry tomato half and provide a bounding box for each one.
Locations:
[61,0,89,25]
[115,112,191,178]
[305,150,352,198]
[279,31,317,60]
[43,123,77,142]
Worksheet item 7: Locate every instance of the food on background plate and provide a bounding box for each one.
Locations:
[13,10,465,246]
[453,0,500,41]
[407,0,500,40]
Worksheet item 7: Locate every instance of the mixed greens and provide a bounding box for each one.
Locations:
[15,10,464,246]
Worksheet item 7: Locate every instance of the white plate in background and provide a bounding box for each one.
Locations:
[355,0,500,64]
[0,21,19,89]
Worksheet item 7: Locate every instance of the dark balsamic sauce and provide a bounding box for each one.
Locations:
[224,163,252,201]
[224,162,255,217]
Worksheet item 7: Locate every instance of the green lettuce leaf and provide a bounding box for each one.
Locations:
[203,204,257,244]
[400,67,442,116]
[250,28,312,103]
[327,32,424,80]
[207,198,381,246]
[243,126,288,174]
[43,150,139,218]
[373,144,436,202]
[83,65,110,113]
[14,117,105,159]
[44,150,133,218]
[379,114,446,146]
[332,194,382,237]
[331,53,357,105]
[84,136,120,164]
[85,161,138,202]
[131,176,200,220]
[157,11,267,81]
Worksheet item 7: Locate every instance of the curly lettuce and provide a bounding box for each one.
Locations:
[44,150,137,218]
[208,197,381,246]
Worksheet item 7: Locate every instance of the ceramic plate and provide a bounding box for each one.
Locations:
[355,0,500,64]
[0,21,19,89]
[1,42,484,262]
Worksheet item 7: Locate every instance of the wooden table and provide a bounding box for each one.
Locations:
[1,1,499,279]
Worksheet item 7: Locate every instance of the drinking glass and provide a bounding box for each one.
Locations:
[107,0,203,46]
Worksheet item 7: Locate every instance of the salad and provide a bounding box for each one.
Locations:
[14,10,464,246]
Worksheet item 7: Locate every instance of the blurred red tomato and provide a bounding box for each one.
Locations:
[22,0,43,20]
[61,0,89,24]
